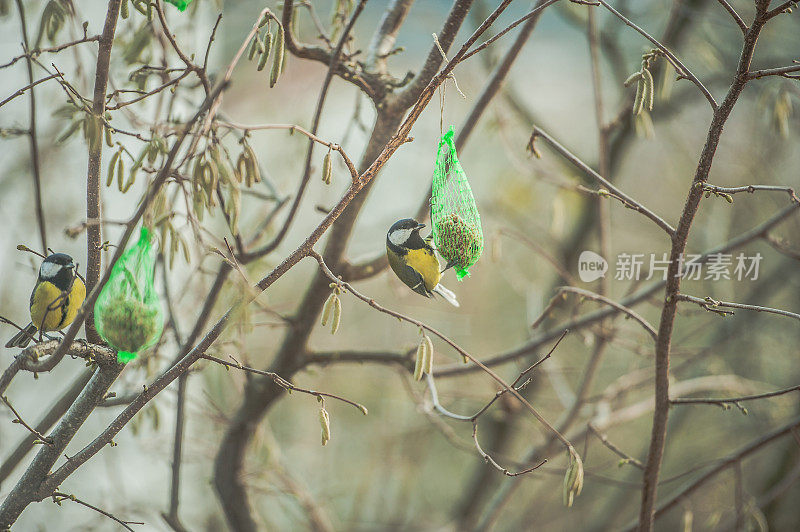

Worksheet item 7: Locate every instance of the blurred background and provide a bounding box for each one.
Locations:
[0,0,799,530]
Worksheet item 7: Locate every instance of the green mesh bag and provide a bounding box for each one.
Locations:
[431,126,483,280]
[166,0,193,11]
[94,227,164,363]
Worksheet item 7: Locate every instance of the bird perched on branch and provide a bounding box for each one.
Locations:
[5,253,86,348]
[386,218,459,307]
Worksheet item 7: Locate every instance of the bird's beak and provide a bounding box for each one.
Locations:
[416,223,426,230]
[66,264,75,269]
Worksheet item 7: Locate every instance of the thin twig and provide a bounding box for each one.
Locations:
[201,354,368,414]
[0,34,100,70]
[676,293,800,322]
[556,286,658,340]
[596,0,718,110]
[239,1,368,262]
[154,0,211,94]
[1,396,54,445]
[203,14,223,72]
[51,491,144,531]
[459,0,561,63]
[749,62,800,79]
[699,183,799,204]
[0,72,62,109]
[216,122,359,183]
[530,125,676,236]
[14,0,47,254]
[107,70,191,110]
[427,331,568,422]
[715,0,748,34]
[312,252,577,454]
[762,234,800,261]
[765,1,799,19]
[587,423,644,469]
[643,416,800,526]
[671,384,800,407]
[472,421,547,476]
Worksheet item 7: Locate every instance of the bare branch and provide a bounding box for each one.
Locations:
[748,62,800,79]
[587,423,644,469]
[639,7,774,526]
[365,0,414,74]
[646,416,800,526]
[281,0,378,98]
[671,384,800,407]
[555,286,658,340]
[311,252,578,454]
[0,34,100,70]
[458,0,561,63]
[201,354,368,414]
[529,125,676,236]
[676,293,800,322]
[596,0,718,110]
[715,0,748,34]
[240,1,368,261]
[436,201,799,378]
[0,72,62,109]
[216,122,359,184]
[699,183,799,204]
[765,1,800,19]
[51,491,144,531]
[154,0,211,94]
[472,422,547,477]
[1,395,53,445]
[13,0,47,254]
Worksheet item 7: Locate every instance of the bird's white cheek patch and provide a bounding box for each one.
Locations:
[39,262,61,279]
[389,228,412,247]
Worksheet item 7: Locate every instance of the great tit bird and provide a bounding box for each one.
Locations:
[386,218,459,307]
[5,253,86,349]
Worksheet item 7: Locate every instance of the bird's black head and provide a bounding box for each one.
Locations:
[387,218,426,250]
[39,253,76,291]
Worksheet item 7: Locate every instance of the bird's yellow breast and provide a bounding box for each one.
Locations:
[30,277,86,332]
[404,248,441,291]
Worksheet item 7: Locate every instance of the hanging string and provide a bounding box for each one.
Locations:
[438,83,446,135]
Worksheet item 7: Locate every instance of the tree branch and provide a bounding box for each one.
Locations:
[646,415,800,526]
[14,0,47,253]
[671,384,800,407]
[530,125,676,236]
[85,0,122,343]
[715,0,748,34]
[51,491,143,531]
[596,0,718,110]
[1,395,53,445]
[553,286,658,340]
[676,293,800,321]
[638,6,770,528]
[312,252,578,454]
[393,0,479,108]
[699,183,799,204]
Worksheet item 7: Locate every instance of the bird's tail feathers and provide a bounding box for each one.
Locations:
[5,323,37,349]
[432,284,459,307]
